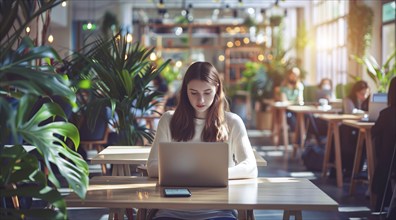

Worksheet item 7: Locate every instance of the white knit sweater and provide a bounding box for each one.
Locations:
[146,111,258,220]
[147,111,258,179]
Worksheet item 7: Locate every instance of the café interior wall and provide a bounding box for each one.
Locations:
[50,2,73,58]
[346,0,382,93]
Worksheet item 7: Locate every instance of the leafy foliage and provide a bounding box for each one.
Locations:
[353,50,396,93]
[71,33,171,145]
[0,0,88,219]
[347,3,374,57]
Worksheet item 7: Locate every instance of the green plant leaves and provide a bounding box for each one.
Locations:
[73,33,170,145]
[352,50,396,93]
[0,145,67,219]
[14,96,88,198]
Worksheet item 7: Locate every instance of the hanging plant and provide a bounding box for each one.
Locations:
[269,15,283,27]
[347,3,374,57]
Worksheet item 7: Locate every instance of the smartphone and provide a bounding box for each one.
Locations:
[163,188,192,197]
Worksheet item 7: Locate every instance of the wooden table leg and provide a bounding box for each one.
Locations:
[124,164,131,176]
[333,123,343,188]
[281,109,289,159]
[322,122,334,177]
[272,108,280,147]
[293,112,306,158]
[112,165,118,176]
[283,210,302,220]
[247,209,255,220]
[365,129,376,207]
[349,130,365,195]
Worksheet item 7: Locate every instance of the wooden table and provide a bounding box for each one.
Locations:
[286,105,340,158]
[91,146,151,176]
[342,120,375,205]
[318,114,363,187]
[91,146,267,176]
[65,176,338,220]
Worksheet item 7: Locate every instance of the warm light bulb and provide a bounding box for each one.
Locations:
[175,60,182,68]
[218,55,225,62]
[26,26,31,33]
[227,41,234,48]
[235,40,241,47]
[258,54,265,61]
[61,1,67,7]
[126,34,133,43]
[48,34,54,43]
[243,37,250,44]
[87,22,92,30]
[150,52,157,61]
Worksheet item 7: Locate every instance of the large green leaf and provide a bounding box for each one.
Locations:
[13,96,88,198]
[352,50,396,92]
[0,145,67,219]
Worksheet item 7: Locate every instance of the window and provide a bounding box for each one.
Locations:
[382,1,395,65]
[313,0,348,86]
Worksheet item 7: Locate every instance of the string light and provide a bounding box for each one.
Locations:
[218,55,225,62]
[175,60,182,68]
[26,26,31,33]
[48,34,54,43]
[87,22,92,30]
[226,41,234,48]
[61,1,67,7]
[126,34,133,42]
[150,52,157,61]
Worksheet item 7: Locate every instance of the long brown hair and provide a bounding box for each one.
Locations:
[348,80,369,107]
[170,62,229,142]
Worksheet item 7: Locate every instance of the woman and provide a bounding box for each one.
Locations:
[276,67,304,104]
[371,77,396,213]
[339,80,370,176]
[342,80,370,114]
[147,61,258,220]
[316,78,334,101]
[274,67,304,132]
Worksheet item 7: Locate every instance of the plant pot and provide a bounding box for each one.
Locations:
[256,110,272,130]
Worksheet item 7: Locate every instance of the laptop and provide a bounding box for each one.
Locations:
[158,142,229,187]
[363,93,387,122]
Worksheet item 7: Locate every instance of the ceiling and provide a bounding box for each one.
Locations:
[71,0,309,10]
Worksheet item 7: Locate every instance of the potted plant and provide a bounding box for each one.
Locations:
[352,50,396,93]
[269,15,283,27]
[347,2,374,58]
[0,1,88,219]
[69,33,170,145]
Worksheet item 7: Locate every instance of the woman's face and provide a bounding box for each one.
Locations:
[356,88,369,101]
[187,79,217,118]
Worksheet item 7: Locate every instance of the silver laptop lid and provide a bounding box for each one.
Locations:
[369,93,387,121]
[158,142,229,187]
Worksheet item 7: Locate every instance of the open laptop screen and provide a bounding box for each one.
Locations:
[158,142,229,187]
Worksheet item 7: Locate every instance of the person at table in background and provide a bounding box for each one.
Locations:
[342,80,370,114]
[147,61,257,220]
[371,77,396,214]
[274,67,304,132]
[316,78,334,102]
[275,67,304,105]
[339,80,370,177]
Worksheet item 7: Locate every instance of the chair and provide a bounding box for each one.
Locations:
[79,109,112,175]
[335,83,353,99]
[303,85,318,103]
